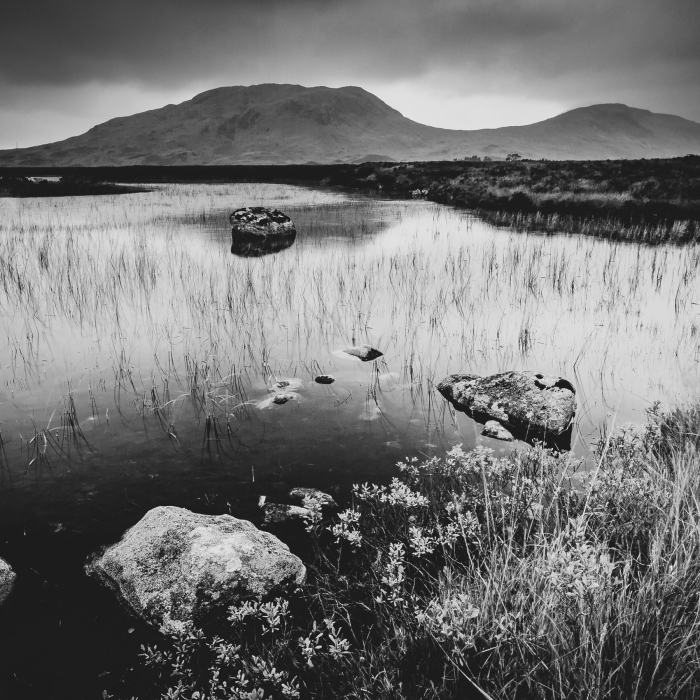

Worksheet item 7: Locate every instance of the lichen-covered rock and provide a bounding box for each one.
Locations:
[481,420,515,442]
[342,344,383,362]
[288,487,338,508]
[229,207,296,237]
[0,557,16,606]
[314,374,335,385]
[437,371,576,439]
[86,506,306,632]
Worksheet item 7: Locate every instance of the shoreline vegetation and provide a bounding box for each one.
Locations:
[2,155,700,243]
[118,401,700,700]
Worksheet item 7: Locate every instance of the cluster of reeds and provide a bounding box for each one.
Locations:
[480,209,699,244]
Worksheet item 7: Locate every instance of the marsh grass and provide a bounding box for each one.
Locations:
[0,184,698,480]
[125,403,700,700]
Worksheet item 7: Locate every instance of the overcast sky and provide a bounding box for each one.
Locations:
[1,0,699,150]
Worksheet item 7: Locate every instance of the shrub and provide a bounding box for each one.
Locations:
[122,404,700,699]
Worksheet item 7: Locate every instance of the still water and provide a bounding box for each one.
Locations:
[0,183,698,696]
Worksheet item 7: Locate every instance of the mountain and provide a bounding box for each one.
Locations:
[1,84,699,166]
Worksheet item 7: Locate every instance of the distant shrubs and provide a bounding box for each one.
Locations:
[124,403,700,699]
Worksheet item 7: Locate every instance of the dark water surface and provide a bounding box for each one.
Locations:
[0,183,698,697]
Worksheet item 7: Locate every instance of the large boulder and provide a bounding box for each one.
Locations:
[437,371,576,442]
[86,506,306,632]
[229,207,296,237]
[0,557,16,606]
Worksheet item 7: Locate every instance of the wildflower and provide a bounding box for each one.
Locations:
[329,507,362,547]
[408,525,437,556]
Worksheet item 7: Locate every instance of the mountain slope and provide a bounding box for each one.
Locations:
[1,85,699,165]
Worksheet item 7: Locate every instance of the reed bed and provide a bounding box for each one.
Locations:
[0,183,698,479]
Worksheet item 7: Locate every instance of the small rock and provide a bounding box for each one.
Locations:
[314,375,335,385]
[342,345,383,362]
[256,392,300,409]
[0,557,17,606]
[262,503,310,526]
[288,488,338,508]
[481,420,515,442]
[86,506,305,631]
[269,378,303,392]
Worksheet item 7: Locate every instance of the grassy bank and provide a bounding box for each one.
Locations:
[0,176,149,197]
[335,157,700,243]
[120,402,700,699]
[2,157,699,242]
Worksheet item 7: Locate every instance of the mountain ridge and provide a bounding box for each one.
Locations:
[1,84,699,165]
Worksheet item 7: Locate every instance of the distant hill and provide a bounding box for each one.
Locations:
[1,84,699,166]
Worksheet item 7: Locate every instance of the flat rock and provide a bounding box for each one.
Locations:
[288,487,338,508]
[269,378,303,392]
[437,371,576,440]
[256,392,300,409]
[481,420,515,442]
[314,374,335,385]
[341,344,383,362]
[86,506,305,632]
[0,557,16,606]
[229,207,296,237]
[262,503,311,526]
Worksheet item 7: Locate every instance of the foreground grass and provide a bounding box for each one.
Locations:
[119,402,700,699]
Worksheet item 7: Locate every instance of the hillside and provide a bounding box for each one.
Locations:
[1,84,699,165]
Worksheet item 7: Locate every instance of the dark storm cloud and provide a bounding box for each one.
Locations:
[1,0,700,129]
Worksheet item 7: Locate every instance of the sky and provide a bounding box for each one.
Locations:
[1,0,699,150]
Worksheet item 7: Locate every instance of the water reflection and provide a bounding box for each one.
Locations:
[230,230,297,257]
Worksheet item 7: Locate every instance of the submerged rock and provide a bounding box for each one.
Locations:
[86,506,305,632]
[262,503,311,526]
[437,371,576,442]
[0,557,16,606]
[314,375,335,385]
[229,207,296,237]
[342,344,383,362]
[481,420,515,442]
[269,378,303,392]
[256,392,300,409]
[288,487,338,508]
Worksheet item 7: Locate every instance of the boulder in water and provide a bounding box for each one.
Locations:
[86,506,305,632]
[229,207,296,237]
[437,371,576,443]
[0,557,16,606]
